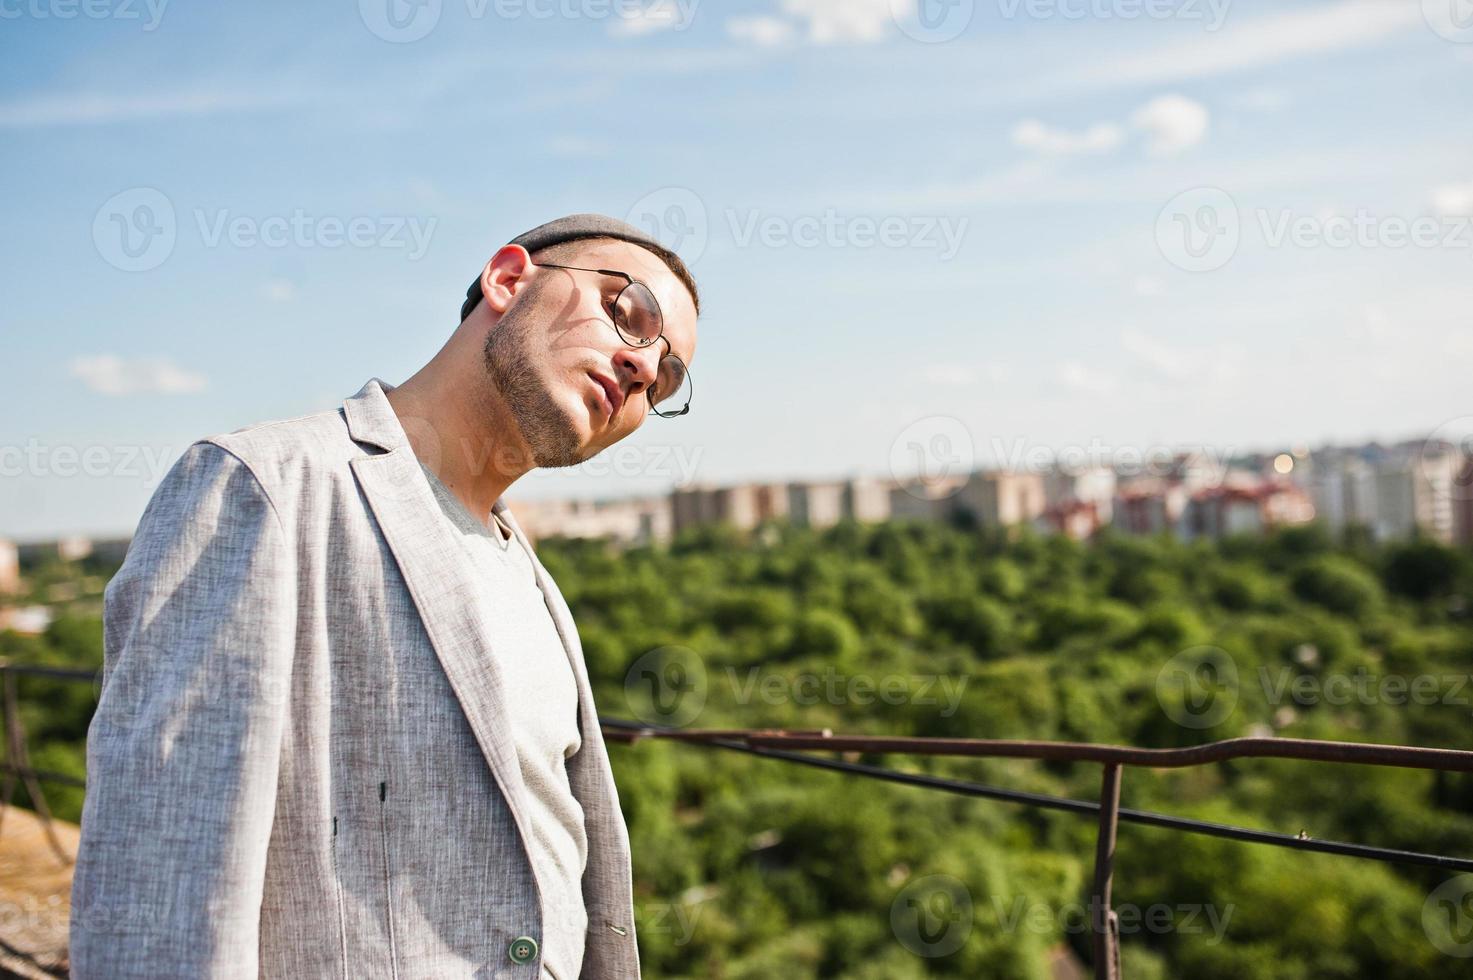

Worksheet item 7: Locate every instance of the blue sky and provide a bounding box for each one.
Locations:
[2,0,1471,538]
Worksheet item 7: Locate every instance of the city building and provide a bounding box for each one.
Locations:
[670,482,791,534]
[888,476,965,522]
[843,477,893,523]
[510,496,673,546]
[787,481,846,529]
[1036,499,1102,541]
[1113,480,1187,536]
[1297,440,1462,543]
[0,538,18,594]
[1306,448,1378,534]
[1454,456,1473,548]
[955,470,1046,527]
[1043,466,1116,525]
[1179,480,1316,540]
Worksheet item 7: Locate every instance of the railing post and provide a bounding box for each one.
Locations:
[1092,763,1122,980]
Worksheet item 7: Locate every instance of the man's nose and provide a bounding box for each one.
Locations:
[615,343,661,395]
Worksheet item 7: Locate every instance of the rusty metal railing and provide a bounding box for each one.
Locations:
[4,658,1471,978]
[602,719,1473,980]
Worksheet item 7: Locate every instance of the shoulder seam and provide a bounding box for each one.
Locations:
[200,438,291,541]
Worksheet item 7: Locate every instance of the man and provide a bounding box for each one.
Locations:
[70,213,700,979]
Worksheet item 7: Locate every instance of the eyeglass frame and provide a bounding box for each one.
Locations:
[534,261,692,418]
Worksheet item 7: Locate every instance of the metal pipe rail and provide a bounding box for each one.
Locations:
[602,718,1473,980]
[1,660,1468,978]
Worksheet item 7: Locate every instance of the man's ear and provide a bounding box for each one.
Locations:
[479,244,533,316]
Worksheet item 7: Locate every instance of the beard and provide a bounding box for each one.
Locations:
[481,296,591,469]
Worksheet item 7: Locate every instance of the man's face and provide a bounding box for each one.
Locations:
[482,239,698,468]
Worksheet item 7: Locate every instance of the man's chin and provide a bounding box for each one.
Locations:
[521,402,598,469]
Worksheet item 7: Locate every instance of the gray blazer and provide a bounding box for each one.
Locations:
[70,377,640,979]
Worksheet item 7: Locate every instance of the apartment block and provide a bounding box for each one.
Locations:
[0,538,18,595]
[511,496,673,546]
[955,470,1046,527]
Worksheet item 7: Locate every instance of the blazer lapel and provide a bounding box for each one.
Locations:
[342,378,633,942]
[342,379,533,831]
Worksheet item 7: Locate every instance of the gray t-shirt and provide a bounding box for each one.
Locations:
[419,463,587,980]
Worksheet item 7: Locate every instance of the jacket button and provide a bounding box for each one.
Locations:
[508,936,538,965]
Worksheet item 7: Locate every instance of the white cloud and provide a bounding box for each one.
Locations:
[1130,94,1209,156]
[608,0,693,37]
[1432,180,1473,216]
[726,15,796,47]
[1057,361,1116,396]
[1011,119,1124,156]
[546,135,608,157]
[1121,329,1195,381]
[261,280,296,303]
[785,0,895,43]
[1121,329,1240,386]
[730,0,897,46]
[70,356,207,396]
[1133,275,1166,298]
[1070,0,1420,90]
[407,177,443,206]
[1228,87,1289,112]
[0,88,297,128]
[1011,94,1205,158]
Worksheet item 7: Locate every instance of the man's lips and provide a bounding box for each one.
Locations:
[589,372,624,419]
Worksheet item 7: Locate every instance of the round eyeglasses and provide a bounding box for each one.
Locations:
[536,261,693,418]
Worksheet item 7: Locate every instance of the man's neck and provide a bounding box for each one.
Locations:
[385,364,533,530]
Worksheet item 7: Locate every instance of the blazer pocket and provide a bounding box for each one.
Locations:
[330,815,350,980]
[378,780,401,980]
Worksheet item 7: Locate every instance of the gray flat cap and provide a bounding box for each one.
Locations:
[461,212,679,322]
